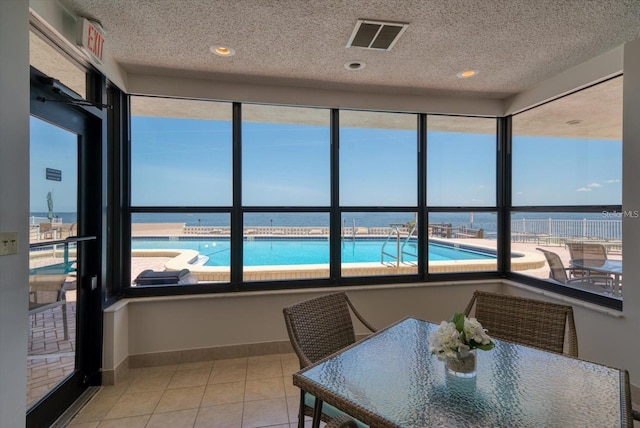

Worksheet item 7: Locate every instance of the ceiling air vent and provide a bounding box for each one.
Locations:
[347,19,409,51]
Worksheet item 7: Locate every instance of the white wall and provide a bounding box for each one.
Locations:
[0,0,30,426]
[504,46,624,115]
[104,282,503,369]
[29,0,128,91]
[621,36,640,381]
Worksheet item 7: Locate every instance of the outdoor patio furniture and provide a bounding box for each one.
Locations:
[283,292,376,426]
[29,274,69,340]
[134,269,192,285]
[464,289,578,357]
[566,242,607,277]
[537,248,613,291]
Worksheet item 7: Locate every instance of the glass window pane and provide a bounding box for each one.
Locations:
[512,77,622,206]
[340,111,417,206]
[30,31,86,99]
[427,212,498,273]
[28,116,79,406]
[242,212,330,281]
[341,211,418,277]
[427,116,496,206]
[130,97,232,206]
[242,105,330,206]
[29,117,78,245]
[131,212,230,285]
[511,211,622,299]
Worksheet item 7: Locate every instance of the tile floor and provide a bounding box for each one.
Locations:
[66,353,321,428]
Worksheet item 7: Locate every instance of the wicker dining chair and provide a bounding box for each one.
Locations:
[326,414,359,428]
[464,290,578,357]
[283,292,376,427]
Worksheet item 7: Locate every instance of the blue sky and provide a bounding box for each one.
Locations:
[30,115,622,211]
[30,116,78,213]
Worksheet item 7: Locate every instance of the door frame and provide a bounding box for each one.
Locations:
[27,66,104,428]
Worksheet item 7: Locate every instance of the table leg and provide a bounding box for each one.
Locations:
[312,397,323,428]
[298,390,305,428]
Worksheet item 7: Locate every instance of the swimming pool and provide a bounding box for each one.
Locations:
[131,237,496,266]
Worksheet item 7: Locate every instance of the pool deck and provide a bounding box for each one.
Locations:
[30,222,621,283]
[126,223,560,282]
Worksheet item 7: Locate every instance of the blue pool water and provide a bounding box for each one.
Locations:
[132,238,496,267]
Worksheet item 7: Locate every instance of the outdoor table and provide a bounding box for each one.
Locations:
[293,317,633,428]
[570,258,623,296]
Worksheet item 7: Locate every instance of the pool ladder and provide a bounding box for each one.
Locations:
[381,223,417,267]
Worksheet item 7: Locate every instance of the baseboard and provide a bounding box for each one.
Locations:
[104,340,294,382]
[102,355,130,386]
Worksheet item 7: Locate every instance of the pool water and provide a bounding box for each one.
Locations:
[132,238,495,267]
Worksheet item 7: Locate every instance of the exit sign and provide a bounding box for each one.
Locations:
[78,18,105,64]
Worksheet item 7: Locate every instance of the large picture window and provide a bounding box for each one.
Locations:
[510,76,623,302]
[123,83,622,308]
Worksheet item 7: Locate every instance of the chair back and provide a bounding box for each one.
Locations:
[284,292,358,368]
[464,290,578,357]
[566,242,607,263]
[537,248,569,283]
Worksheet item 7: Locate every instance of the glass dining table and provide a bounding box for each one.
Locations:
[293,317,633,428]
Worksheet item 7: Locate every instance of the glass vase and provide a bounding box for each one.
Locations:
[445,349,477,378]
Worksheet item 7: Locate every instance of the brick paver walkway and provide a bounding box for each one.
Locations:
[27,290,76,408]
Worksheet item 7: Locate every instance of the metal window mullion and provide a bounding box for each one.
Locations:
[498,116,512,274]
[418,114,427,279]
[330,109,341,281]
[231,102,243,288]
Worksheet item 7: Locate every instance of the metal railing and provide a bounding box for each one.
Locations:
[511,218,622,240]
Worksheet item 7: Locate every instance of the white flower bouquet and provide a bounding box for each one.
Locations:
[429,312,494,361]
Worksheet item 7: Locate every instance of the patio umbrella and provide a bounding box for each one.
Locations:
[46,191,54,221]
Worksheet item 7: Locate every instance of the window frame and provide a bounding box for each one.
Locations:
[122,90,622,311]
[504,75,623,310]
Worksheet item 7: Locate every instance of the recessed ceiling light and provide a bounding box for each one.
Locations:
[456,69,478,78]
[344,60,366,71]
[210,46,235,57]
[566,119,582,125]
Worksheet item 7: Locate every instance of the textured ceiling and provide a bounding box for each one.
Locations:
[56,0,640,99]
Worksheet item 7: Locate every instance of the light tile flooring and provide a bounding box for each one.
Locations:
[64,352,640,428]
[66,353,321,428]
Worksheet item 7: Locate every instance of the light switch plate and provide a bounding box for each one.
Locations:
[0,232,18,255]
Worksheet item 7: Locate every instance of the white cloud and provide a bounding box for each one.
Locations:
[604,179,620,183]
[587,183,602,188]
[576,187,592,192]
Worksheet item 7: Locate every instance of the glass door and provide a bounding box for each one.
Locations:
[27,68,103,427]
